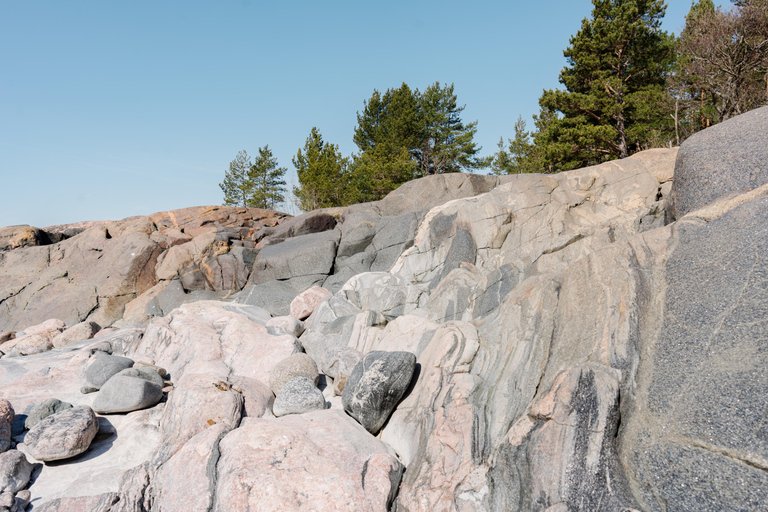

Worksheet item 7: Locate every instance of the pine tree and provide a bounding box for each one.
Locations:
[220,150,253,208]
[249,145,287,210]
[416,82,485,176]
[490,116,537,175]
[293,127,349,211]
[537,0,675,171]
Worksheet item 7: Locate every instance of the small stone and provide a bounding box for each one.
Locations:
[342,351,417,435]
[0,492,13,508]
[80,386,99,394]
[321,346,362,381]
[92,375,163,414]
[0,450,34,493]
[0,332,14,344]
[84,354,134,389]
[268,353,320,395]
[0,401,12,453]
[290,286,332,320]
[24,405,99,462]
[15,490,31,509]
[272,377,326,417]
[266,316,305,337]
[134,361,168,378]
[24,398,73,430]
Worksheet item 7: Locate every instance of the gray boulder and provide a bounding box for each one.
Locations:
[24,398,73,430]
[342,351,417,434]
[272,377,326,417]
[230,280,301,317]
[92,375,164,414]
[84,354,134,390]
[669,105,768,219]
[24,405,99,461]
[0,450,33,493]
[268,353,320,395]
[0,401,12,453]
[249,230,340,285]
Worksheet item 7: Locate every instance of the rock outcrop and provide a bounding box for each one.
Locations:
[2,108,768,511]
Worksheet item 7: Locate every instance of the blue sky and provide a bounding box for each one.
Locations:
[1,0,694,227]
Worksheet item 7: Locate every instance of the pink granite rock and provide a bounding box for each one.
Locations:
[24,405,99,462]
[214,410,402,512]
[51,321,101,349]
[289,286,332,320]
[0,319,66,356]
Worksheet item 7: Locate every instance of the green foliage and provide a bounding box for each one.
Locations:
[536,0,676,171]
[219,147,286,209]
[250,145,287,210]
[293,127,349,211]
[490,116,537,174]
[351,81,485,201]
[220,150,253,208]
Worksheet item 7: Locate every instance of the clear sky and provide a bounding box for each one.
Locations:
[1,0,695,227]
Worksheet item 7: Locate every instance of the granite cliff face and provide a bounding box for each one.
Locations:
[1,106,766,511]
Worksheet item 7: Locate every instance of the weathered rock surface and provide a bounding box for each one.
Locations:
[342,351,416,435]
[92,375,163,414]
[51,321,100,349]
[24,405,99,462]
[0,318,66,357]
[24,398,73,430]
[214,410,403,511]
[272,376,326,417]
[289,285,332,320]
[0,450,33,494]
[669,105,768,219]
[268,353,320,395]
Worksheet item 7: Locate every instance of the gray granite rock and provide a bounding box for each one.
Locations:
[272,377,326,417]
[24,405,99,461]
[92,375,163,414]
[24,398,73,430]
[0,401,12,453]
[84,354,134,390]
[669,105,768,219]
[0,450,33,493]
[249,230,340,285]
[342,351,417,434]
[622,195,768,510]
[268,353,320,395]
[230,281,300,317]
[321,346,362,382]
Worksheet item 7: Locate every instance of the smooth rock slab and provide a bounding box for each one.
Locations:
[272,377,326,417]
[214,410,403,512]
[0,450,33,493]
[24,405,99,462]
[24,398,73,430]
[289,286,332,320]
[268,353,320,395]
[342,351,417,435]
[92,375,163,414]
[84,354,134,390]
[0,401,12,453]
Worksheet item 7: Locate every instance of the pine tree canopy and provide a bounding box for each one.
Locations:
[293,127,349,211]
[536,0,675,171]
[220,150,253,208]
[249,145,287,210]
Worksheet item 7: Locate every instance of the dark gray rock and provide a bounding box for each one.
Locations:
[342,350,417,434]
[432,228,476,288]
[668,106,768,219]
[24,398,73,430]
[25,405,99,461]
[0,450,33,493]
[0,401,12,453]
[146,279,225,318]
[92,375,164,414]
[249,230,340,285]
[471,264,519,319]
[622,195,768,510]
[272,377,326,417]
[84,354,134,390]
[261,212,338,245]
[229,281,300,317]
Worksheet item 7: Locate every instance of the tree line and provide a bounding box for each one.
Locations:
[221,0,768,211]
